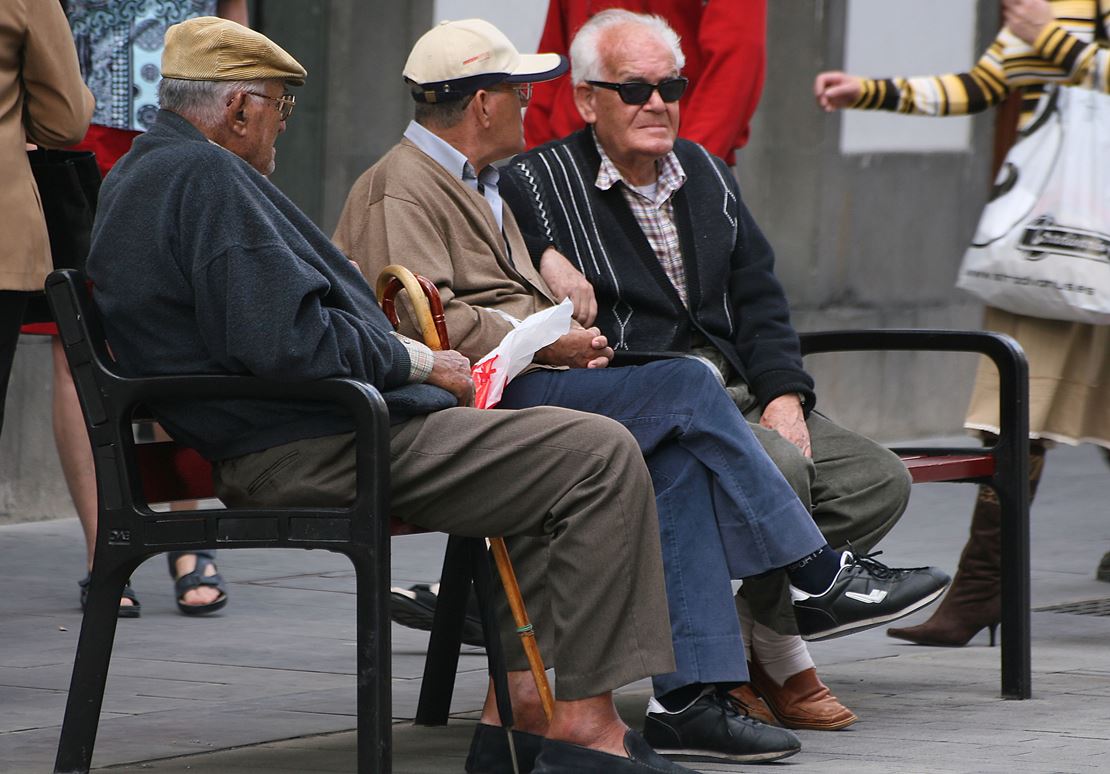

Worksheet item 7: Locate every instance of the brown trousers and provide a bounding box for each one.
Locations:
[213,404,675,700]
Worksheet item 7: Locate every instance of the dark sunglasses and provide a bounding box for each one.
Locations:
[587,77,688,105]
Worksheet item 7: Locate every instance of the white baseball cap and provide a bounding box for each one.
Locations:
[404,18,567,103]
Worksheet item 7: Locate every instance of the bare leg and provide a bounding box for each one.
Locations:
[148,423,222,607]
[55,340,219,607]
[53,338,99,569]
[479,671,630,757]
[49,339,141,610]
[479,671,550,736]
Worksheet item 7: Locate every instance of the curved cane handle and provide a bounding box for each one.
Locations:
[375,264,449,351]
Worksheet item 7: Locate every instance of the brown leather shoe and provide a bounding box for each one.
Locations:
[748,660,858,731]
[726,683,780,726]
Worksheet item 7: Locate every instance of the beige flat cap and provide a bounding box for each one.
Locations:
[162,17,306,86]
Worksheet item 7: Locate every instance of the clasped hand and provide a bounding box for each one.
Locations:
[535,326,613,369]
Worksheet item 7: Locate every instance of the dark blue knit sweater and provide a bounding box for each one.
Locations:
[87,110,451,461]
[501,128,815,412]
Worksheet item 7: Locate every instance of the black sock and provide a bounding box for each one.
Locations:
[657,683,705,712]
[786,545,844,594]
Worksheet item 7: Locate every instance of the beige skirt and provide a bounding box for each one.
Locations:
[965,307,1110,448]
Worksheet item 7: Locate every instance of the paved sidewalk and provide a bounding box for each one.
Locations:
[1,439,1108,773]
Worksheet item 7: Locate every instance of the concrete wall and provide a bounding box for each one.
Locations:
[738,1,999,441]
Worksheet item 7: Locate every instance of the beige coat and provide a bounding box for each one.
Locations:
[0,0,93,292]
[965,307,1109,448]
[333,138,558,364]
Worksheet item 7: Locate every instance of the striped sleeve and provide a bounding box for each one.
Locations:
[851,40,1010,116]
[1030,17,1110,93]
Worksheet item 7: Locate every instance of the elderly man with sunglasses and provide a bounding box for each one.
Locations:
[500,9,921,734]
[337,16,950,772]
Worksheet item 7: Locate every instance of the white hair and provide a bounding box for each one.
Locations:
[157,77,277,127]
[569,9,685,85]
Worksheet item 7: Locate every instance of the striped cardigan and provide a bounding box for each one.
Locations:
[500,128,816,412]
[852,0,1109,128]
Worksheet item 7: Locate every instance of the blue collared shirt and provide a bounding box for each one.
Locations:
[403,120,505,232]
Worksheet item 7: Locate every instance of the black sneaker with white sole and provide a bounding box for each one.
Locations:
[643,689,801,763]
[791,551,951,642]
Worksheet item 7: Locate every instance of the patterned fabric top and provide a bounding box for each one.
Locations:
[390,333,435,383]
[851,0,1109,130]
[592,132,689,306]
[67,0,217,131]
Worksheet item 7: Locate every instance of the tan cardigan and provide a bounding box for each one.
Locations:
[0,0,93,292]
[334,138,558,364]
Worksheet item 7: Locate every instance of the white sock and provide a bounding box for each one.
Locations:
[735,594,815,687]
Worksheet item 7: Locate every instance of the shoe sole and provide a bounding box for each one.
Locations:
[772,712,859,731]
[801,582,949,642]
[655,745,801,763]
[389,593,437,632]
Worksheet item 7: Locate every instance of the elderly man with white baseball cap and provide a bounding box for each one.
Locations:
[335,19,709,774]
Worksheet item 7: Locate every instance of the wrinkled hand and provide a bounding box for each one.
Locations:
[427,349,475,407]
[814,71,863,112]
[760,394,811,458]
[1002,0,1055,44]
[539,247,597,327]
[535,327,613,369]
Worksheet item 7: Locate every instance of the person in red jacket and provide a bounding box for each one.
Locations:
[523,0,765,164]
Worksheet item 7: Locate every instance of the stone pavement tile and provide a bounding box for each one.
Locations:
[93,722,473,773]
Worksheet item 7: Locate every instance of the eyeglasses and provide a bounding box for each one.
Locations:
[239,91,296,121]
[586,77,688,105]
[491,82,533,106]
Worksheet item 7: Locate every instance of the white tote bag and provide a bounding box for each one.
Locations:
[957,85,1110,325]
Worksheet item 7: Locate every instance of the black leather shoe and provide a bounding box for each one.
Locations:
[465,722,544,774]
[791,551,951,642]
[643,689,800,762]
[533,729,701,773]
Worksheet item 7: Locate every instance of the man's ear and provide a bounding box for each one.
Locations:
[225,92,250,137]
[573,82,597,124]
[473,89,494,128]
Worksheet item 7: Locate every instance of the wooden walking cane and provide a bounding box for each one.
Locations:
[375,264,556,722]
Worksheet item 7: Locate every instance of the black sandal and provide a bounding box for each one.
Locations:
[168,552,228,616]
[78,574,142,618]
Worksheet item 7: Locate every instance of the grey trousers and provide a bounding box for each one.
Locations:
[212,405,675,700]
[733,382,912,635]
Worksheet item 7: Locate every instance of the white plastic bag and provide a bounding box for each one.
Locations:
[957,86,1110,325]
[472,299,574,408]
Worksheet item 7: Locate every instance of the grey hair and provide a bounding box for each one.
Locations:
[569,9,685,85]
[157,77,276,127]
[413,92,476,129]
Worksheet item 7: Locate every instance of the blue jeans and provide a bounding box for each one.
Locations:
[499,359,825,694]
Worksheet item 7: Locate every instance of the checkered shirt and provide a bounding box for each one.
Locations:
[391,332,435,382]
[593,134,689,305]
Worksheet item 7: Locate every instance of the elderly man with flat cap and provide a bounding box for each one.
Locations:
[85,17,698,774]
[336,17,949,772]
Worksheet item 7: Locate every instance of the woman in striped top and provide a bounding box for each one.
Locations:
[813,0,1110,648]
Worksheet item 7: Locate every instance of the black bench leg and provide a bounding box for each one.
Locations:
[997,480,1032,699]
[54,562,135,774]
[351,549,392,774]
[415,535,474,725]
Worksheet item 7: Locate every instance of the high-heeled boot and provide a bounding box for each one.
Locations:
[887,441,1045,647]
